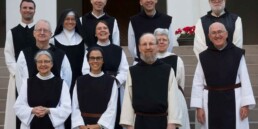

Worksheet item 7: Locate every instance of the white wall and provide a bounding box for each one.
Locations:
[167,0,210,46]
[6,0,57,33]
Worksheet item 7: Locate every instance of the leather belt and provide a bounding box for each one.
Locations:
[135,112,168,117]
[204,83,241,91]
[81,113,102,118]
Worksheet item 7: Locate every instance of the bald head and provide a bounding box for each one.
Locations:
[208,22,228,49]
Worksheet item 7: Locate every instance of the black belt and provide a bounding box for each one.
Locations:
[204,83,241,91]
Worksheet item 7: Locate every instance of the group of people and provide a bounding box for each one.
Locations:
[3,0,256,129]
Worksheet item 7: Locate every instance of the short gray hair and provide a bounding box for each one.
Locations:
[34,19,52,32]
[34,50,53,63]
[154,28,169,37]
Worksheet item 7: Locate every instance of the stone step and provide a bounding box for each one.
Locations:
[0,58,5,67]
[0,100,6,112]
[0,88,7,100]
[0,67,8,77]
[185,64,258,75]
[0,77,8,89]
[0,48,4,57]
[0,112,4,126]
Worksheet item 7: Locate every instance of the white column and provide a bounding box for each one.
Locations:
[6,0,57,33]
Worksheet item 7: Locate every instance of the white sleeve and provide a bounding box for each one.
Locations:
[71,83,85,129]
[13,79,34,126]
[176,57,185,90]
[49,81,72,127]
[16,51,29,94]
[119,71,135,126]
[115,51,129,86]
[4,30,16,76]
[112,19,120,46]
[238,56,256,109]
[190,61,205,108]
[193,19,207,60]
[81,50,90,75]
[98,81,118,129]
[167,23,174,52]
[49,37,55,45]
[60,55,72,88]
[233,17,243,48]
[128,22,137,58]
[167,69,182,126]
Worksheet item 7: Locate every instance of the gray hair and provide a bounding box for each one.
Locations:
[154,28,169,37]
[34,50,53,63]
[34,19,52,32]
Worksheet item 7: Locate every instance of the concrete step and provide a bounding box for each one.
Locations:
[0,67,8,77]
[0,48,4,57]
[0,77,8,89]
[0,100,6,112]
[0,58,5,67]
[0,88,7,100]
[0,112,4,126]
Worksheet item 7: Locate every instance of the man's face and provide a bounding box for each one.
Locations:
[139,34,158,64]
[20,1,35,21]
[34,21,52,44]
[91,0,107,12]
[140,0,157,12]
[208,23,228,49]
[209,0,225,14]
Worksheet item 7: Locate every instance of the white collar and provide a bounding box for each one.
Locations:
[211,10,225,17]
[91,12,105,19]
[157,51,174,58]
[36,72,54,80]
[97,40,111,46]
[20,21,35,28]
[89,71,104,77]
[54,29,82,45]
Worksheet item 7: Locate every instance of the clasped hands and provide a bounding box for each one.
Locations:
[32,106,50,118]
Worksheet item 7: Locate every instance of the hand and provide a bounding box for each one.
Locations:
[240,105,249,120]
[197,108,205,124]
[32,106,49,118]
[167,123,176,129]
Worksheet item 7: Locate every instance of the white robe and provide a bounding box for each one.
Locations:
[190,56,256,129]
[15,50,72,93]
[4,22,35,129]
[119,69,183,128]
[157,52,190,129]
[13,73,71,129]
[193,14,243,60]
[71,72,118,129]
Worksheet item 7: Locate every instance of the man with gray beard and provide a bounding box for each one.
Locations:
[193,0,243,59]
[120,33,183,129]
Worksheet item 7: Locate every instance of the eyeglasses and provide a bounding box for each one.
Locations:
[36,60,52,64]
[34,28,51,33]
[210,30,226,36]
[89,56,103,62]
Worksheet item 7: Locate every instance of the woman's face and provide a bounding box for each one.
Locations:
[63,14,76,31]
[95,22,110,42]
[36,54,53,76]
[156,34,169,53]
[88,50,104,74]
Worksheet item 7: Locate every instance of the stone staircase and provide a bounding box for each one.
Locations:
[0,46,257,129]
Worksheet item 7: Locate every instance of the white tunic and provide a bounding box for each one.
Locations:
[120,69,183,128]
[71,72,118,129]
[193,15,243,59]
[190,56,256,129]
[14,73,71,129]
[157,52,190,129]
[49,29,84,46]
[4,22,35,129]
[128,21,174,62]
[80,12,120,46]
[15,50,72,93]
